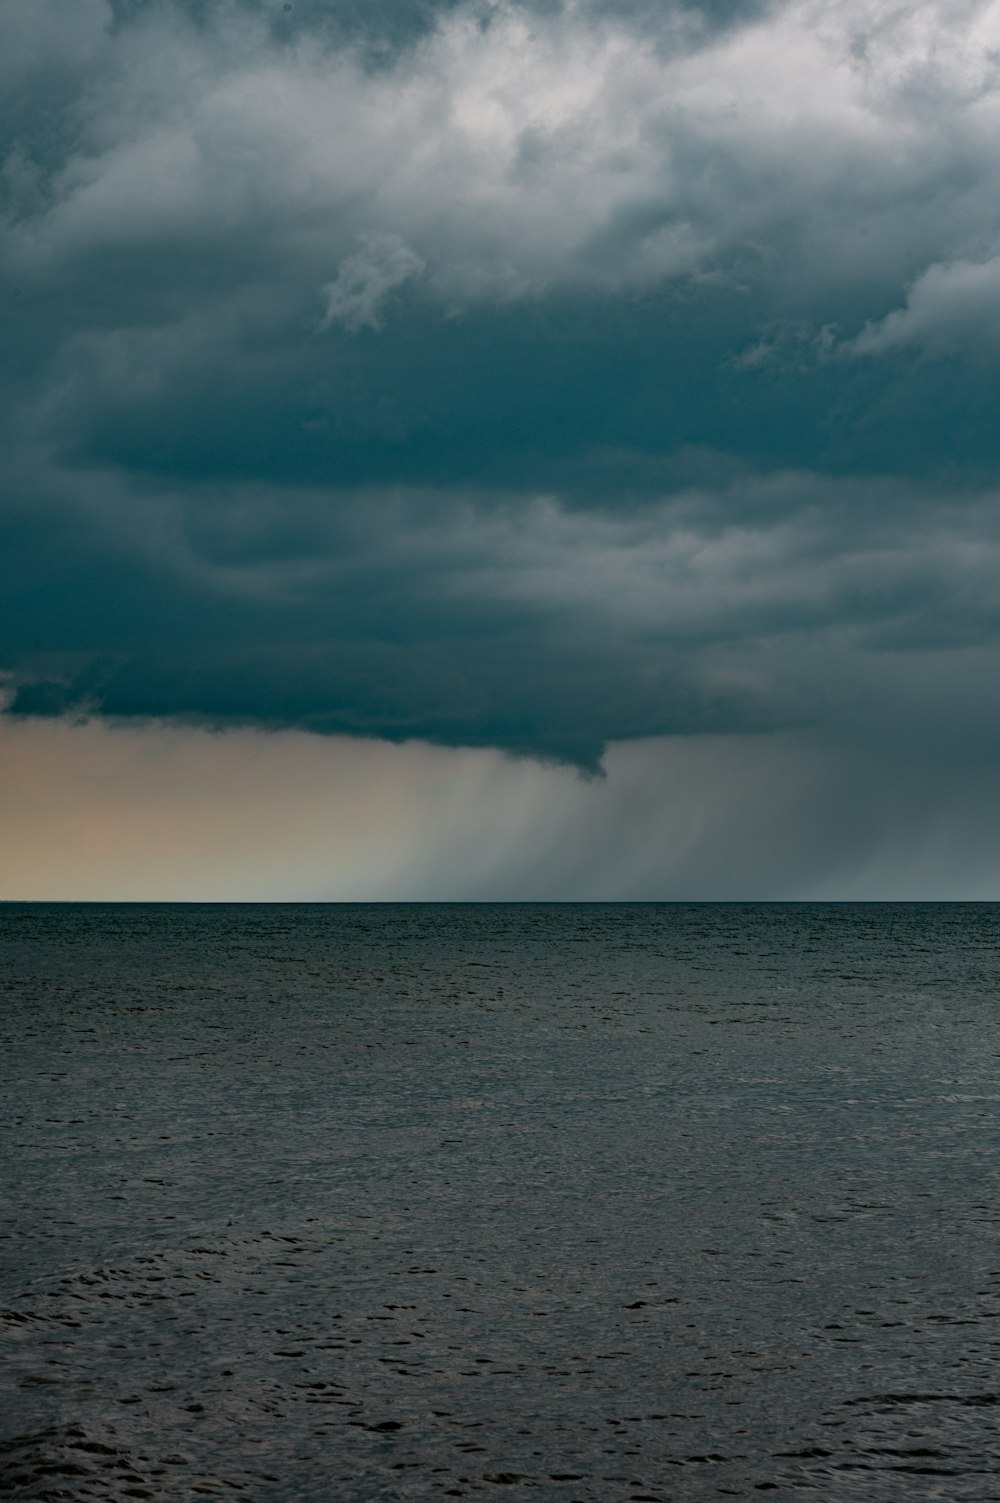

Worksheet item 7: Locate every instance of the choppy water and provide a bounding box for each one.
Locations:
[3,903,1000,1501]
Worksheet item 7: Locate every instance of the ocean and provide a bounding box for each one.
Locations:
[2,902,1000,1501]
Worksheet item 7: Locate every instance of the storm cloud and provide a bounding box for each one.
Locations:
[4,0,1000,780]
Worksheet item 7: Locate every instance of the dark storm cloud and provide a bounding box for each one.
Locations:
[4,0,1000,766]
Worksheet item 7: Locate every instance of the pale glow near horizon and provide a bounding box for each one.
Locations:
[3,715,1000,901]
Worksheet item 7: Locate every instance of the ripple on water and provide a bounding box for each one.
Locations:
[4,903,1000,1500]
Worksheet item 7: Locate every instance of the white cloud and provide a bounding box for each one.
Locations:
[0,0,110,86]
[4,0,1000,313]
[319,232,425,332]
[846,253,1000,355]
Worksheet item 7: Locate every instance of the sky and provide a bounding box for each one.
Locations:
[3,0,1000,898]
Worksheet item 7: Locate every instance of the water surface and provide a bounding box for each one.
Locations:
[3,903,1000,1499]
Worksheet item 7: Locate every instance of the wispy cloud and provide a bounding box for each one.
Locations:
[320,233,426,332]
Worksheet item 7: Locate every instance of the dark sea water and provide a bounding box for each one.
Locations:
[3,903,1000,1502]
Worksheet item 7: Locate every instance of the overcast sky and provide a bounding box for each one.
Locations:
[4,0,1000,897]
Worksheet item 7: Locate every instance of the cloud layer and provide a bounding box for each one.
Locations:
[4,0,1000,792]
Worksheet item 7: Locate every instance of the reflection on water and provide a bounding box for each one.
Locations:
[3,903,1000,1500]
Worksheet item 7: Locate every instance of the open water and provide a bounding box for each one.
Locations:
[3,903,1000,1501]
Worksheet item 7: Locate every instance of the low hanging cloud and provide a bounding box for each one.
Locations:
[6,450,1000,769]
